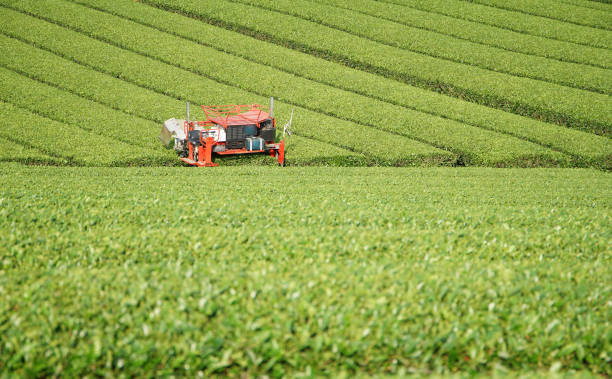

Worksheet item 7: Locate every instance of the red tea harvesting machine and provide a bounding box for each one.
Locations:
[160,97,289,167]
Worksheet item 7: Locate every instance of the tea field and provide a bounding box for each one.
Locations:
[1,165,611,376]
[0,0,611,376]
[0,0,610,168]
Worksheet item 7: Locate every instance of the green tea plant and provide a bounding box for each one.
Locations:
[0,11,455,166]
[230,0,612,94]
[0,0,608,168]
[1,166,610,376]
[465,0,612,29]
[0,102,170,166]
[61,0,612,168]
[0,4,571,167]
[0,137,64,165]
[308,0,612,69]
[0,35,407,167]
[556,0,612,12]
[0,67,163,152]
[378,0,612,49]
[134,0,612,132]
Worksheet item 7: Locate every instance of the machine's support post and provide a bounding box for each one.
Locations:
[277,140,285,166]
[204,137,215,166]
[269,97,274,119]
[197,144,204,164]
[195,138,217,166]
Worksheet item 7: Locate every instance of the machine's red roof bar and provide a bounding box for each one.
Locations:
[200,104,270,128]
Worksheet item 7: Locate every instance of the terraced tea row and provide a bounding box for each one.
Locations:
[0,4,577,167]
[0,137,63,165]
[0,37,365,166]
[467,0,612,30]
[0,80,361,167]
[378,0,612,50]
[558,0,612,12]
[0,102,169,166]
[134,0,612,134]
[0,30,447,166]
[3,0,610,167]
[0,67,165,152]
[2,166,611,376]
[231,0,612,94]
[62,0,612,169]
[310,0,612,69]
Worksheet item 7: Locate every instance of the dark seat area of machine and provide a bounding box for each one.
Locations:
[226,125,246,150]
[260,126,275,141]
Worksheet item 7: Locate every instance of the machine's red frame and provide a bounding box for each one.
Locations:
[179,104,284,167]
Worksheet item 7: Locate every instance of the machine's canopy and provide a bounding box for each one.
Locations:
[208,110,270,127]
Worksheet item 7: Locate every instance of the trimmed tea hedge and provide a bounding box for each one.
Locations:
[308,0,612,69]
[0,137,64,165]
[61,0,612,169]
[134,0,612,133]
[378,0,612,49]
[1,166,611,376]
[0,21,449,166]
[231,0,612,94]
[466,0,612,30]
[0,101,170,166]
[0,67,166,152]
[0,4,570,167]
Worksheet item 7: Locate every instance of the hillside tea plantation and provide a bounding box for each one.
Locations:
[0,0,611,376]
[0,0,610,168]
